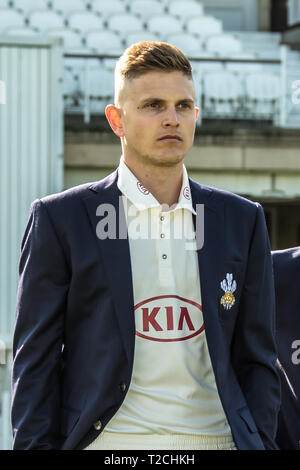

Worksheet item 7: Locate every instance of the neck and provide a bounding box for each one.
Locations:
[122,155,184,207]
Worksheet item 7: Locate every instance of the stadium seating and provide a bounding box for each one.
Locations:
[245,72,281,116]
[168,0,204,21]
[29,10,65,32]
[206,34,243,57]
[203,71,242,116]
[125,31,160,47]
[51,0,89,15]
[147,15,183,39]
[5,26,39,36]
[64,56,100,75]
[0,0,286,123]
[88,68,114,97]
[14,0,49,14]
[225,60,262,74]
[85,30,124,54]
[231,32,281,59]
[63,47,95,57]
[129,0,165,20]
[102,57,119,71]
[187,15,223,36]
[87,68,115,113]
[63,55,111,115]
[166,33,204,56]
[91,0,127,18]
[63,66,82,109]
[0,8,24,33]
[68,10,104,33]
[191,60,224,75]
[107,14,144,36]
[46,28,83,52]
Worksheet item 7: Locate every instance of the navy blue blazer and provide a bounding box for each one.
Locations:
[272,247,300,449]
[11,169,281,450]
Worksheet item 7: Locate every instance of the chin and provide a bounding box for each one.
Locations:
[149,153,185,166]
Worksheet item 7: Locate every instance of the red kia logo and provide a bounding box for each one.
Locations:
[135,295,204,342]
[183,186,191,200]
[137,181,149,195]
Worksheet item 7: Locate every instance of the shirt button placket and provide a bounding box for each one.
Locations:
[160,213,165,258]
[159,213,170,263]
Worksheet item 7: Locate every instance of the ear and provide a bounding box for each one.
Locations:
[105,104,124,138]
[195,106,200,121]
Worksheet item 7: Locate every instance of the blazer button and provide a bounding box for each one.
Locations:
[93,420,102,431]
[119,382,127,392]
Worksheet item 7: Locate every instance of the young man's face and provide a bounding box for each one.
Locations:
[110,71,199,168]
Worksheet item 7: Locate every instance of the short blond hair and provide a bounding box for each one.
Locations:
[115,41,193,104]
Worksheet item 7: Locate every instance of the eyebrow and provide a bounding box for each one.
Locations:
[138,97,195,106]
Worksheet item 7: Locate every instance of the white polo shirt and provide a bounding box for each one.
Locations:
[87,158,233,448]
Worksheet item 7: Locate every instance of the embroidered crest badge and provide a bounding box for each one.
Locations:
[220,273,237,310]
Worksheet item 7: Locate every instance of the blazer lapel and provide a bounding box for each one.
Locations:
[82,170,135,365]
[189,179,225,365]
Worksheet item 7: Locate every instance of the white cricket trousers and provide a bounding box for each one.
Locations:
[84,431,237,450]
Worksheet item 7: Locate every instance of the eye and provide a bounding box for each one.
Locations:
[177,102,192,110]
[145,102,161,109]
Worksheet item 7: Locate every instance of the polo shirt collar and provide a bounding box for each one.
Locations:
[117,156,196,215]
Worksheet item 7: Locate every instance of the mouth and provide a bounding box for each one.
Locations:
[157,135,183,142]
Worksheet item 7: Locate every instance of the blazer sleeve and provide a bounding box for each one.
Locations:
[231,203,281,450]
[11,199,70,449]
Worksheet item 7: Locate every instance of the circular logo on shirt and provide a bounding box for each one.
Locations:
[137,182,149,195]
[135,295,204,342]
[183,186,191,200]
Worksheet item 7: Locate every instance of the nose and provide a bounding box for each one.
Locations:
[162,105,179,128]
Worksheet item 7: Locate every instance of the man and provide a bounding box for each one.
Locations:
[11,41,280,450]
[272,247,300,449]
